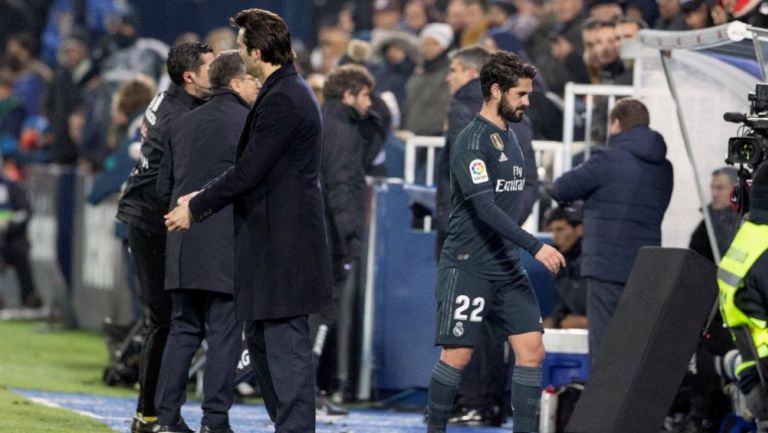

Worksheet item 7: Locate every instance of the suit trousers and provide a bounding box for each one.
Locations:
[155,289,240,429]
[586,277,625,367]
[128,225,172,417]
[245,316,315,433]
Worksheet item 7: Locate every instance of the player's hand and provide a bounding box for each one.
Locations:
[165,203,192,232]
[535,244,566,274]
[177,190,200,206]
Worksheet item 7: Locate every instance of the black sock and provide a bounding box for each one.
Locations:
[427,360,462,433]
[511,366,542,433]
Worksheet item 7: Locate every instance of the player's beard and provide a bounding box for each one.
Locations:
[498,95,524,123]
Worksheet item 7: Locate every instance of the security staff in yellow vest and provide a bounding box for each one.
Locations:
[718,162,768,431]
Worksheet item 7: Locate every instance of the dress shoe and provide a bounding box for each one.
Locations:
[156,418,194,433]
[199,425,234,433]
[316,391,348,415]
[130,414,158,433]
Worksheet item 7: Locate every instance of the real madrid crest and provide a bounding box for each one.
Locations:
[453,321,464,337]
[490,133,504,151]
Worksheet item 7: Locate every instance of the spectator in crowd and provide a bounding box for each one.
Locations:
[3,32,52,117]
[732,0,768,27]
[582,19,630,86]
[487,0,516,29]
[589,0,625,21]
[0,1,36,50]
[445,0,468,50]
[0,152,40,308]
[404,23,453,136]
[689,167,741,262]
[87,77,156,322]
[311,24,351,74]
[97,8,168,83]
[527,0,590,96]
[482,28,525,57]
[654,0,687,30]
[551,98,674,365]
[680,0,715,29]
[461,0,490,47]
[156,50,256,433]
[372,0,404,31]
[543,205,587,329]
[116,41,214,433]
[581,19,631,144]
[306,73,327,104]
[615,15,647,41]
[487,0,542,42]
[0,76,26,161]
[205,27,237,55]
[403,0,432,34]
[370,32,416,117]
[44,36,99,165]
[317,64,376,414]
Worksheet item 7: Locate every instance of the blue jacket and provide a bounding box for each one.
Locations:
[551,126,674,283]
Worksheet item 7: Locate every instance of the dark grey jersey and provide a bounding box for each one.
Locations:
[439,115,533,279]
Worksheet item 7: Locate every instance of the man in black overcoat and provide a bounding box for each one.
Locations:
[164,9,332,433]
[154,50,259,433]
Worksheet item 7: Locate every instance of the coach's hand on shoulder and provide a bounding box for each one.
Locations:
[165,203,192,232]
[534,244,566,274]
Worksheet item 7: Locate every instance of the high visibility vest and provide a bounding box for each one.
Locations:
[717,220,768,376]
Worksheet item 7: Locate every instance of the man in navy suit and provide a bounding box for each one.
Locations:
[165,9,332,433]
[154,50,259,433]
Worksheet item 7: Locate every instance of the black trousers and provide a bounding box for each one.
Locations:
[156,290,240,429]
[1,238,37,304]
[245,316,315,433]
[128,225,172,417]
[586,277,625,366]
[455,319,508,410]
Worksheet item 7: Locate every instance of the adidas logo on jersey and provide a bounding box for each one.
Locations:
[499,152,508,162]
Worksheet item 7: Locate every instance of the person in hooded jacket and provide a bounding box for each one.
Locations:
[550,98,673,365]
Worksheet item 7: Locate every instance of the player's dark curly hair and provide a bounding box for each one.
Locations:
[167,42,213,86]
[231,8,294,66]
[479,51,536,100]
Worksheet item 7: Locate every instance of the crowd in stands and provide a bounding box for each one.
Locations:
[0,0,757,430]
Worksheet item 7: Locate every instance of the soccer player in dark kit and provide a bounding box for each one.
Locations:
[426,52,565,433]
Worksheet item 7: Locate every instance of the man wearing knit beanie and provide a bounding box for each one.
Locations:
[404,23,454,135]
[717,162,768,433]
[420,23,454,51]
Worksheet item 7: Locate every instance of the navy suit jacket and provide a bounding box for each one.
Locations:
[189,63,333,320]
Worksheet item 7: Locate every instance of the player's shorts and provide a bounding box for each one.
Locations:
[434,265,543,347]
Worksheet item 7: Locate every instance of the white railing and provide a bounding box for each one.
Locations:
[562,83,634,171]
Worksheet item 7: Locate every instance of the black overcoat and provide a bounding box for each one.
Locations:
[165,89,249,294]
[189,63,333,320]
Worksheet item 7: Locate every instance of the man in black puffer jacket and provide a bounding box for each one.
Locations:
[551,98,673,365]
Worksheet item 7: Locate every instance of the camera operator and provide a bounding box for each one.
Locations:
[718,162,768,432]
